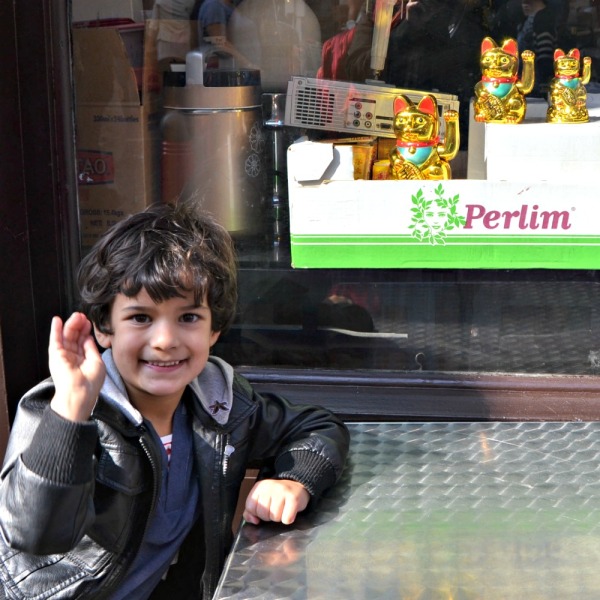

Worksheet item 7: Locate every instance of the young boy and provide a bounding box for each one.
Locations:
[0,203,349,599]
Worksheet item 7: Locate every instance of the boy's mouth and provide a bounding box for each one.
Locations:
[144,360,184,367]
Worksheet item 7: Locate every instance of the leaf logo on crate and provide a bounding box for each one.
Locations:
[77,150,115,186]
[409,184,466,245]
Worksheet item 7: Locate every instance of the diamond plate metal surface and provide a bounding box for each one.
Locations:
[214,422,600,599]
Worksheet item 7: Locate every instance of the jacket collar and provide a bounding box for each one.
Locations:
[99,350,234,427]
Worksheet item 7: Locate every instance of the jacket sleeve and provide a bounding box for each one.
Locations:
[239,377,350,502]
[0,383,98,554]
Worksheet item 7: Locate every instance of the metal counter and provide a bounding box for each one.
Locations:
[214,422,600,599]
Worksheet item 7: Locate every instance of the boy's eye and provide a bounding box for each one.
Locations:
[131,314,151,324]
[181,313,201,323]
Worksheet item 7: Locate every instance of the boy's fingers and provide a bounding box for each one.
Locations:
[49,316,63,348]
[54,313,94,354]
[63,312,91,336]
[245,486,273,522]
[244,481,309,525]
[82,335,103,365]
[267,496,285,522]
[254,495,272,522]
[280,502,298,525]
[242,509,260,525]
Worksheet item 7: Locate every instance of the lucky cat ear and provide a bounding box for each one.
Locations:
[568,48,580,60]
[417,95,437,117]
[502,38,518,57]
[481,36,496,54]
[394,95,410,115]
[554,48,565,60]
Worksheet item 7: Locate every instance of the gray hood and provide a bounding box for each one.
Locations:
[100,350,234,427]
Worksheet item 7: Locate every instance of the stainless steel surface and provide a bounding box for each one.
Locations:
[161,64,265,234]
[163,81,262,111]
[214,422,600,599]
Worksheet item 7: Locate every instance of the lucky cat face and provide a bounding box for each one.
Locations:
[553,48,580,77]
[392,95,439,143]
[480,37,519,79]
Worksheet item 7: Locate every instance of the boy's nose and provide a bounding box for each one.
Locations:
[151,321,179,349]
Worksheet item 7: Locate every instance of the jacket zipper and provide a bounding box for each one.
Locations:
[101,424,161,595]
[205,431,231,596]
[222,432,234,477]
[139,426,161,522]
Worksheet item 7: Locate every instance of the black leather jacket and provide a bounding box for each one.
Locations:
[0,363,349,599]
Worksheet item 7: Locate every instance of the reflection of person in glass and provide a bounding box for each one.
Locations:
[345,0,486,93]
[516,0,557,95]
[196,0,258,69]
[341,0,487,147]
[198,0,240,39]
[152,0,198,61]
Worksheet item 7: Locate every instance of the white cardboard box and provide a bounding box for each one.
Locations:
[287,139,600,269]
[467,97,600,180]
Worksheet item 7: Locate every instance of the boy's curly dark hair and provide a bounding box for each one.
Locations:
[77,202,238,335]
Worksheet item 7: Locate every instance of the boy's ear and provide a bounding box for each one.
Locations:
[93,325,112,349]
[210,330,221,347]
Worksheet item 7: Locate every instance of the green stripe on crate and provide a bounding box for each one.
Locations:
[290,234,600,269]
[291,234,600,246]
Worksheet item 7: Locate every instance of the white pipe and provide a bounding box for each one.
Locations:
[370,0,395,79]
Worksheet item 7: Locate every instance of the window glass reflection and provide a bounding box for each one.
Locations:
[70,0,600,376]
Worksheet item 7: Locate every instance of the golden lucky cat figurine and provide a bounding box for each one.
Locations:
[388,94,459,181]
[546,48,592,123]
[473,37,535,124]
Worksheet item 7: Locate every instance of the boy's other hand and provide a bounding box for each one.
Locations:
[243,479,310,526]
[49,313,106,422]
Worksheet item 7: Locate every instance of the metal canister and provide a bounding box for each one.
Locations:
[161,48,266,235]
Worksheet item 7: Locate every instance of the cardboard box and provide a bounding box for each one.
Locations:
[73,24,160,251]
[467,97,600,180]
[287,139,600,269]
[72,0,144,23]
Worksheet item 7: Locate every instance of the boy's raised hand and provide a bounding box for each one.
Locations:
[49,312,106,422]
[243,479,310,526]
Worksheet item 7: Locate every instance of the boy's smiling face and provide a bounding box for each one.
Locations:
[94,288,220,411]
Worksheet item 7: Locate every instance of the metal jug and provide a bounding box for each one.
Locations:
[161,47,266,235]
